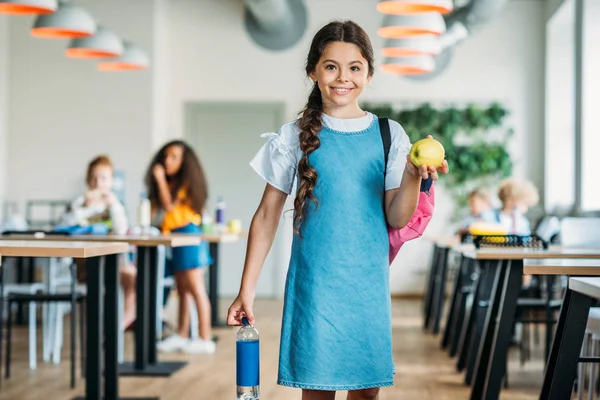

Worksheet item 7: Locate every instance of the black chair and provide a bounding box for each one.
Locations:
[1,230,86,388]
[5,291,86,388]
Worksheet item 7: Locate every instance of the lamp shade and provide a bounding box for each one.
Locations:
[381,56,435,75]
[66,27,123,58]
[378,13,446,38]
[377,0,453,15]
[0,0,56,15]
[97,42,149,71]
[382,36,441,57]
[31,1,96,39]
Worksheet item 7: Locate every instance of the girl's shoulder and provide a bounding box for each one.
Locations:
[257,120,301,156]
[275,120,301,144]
[374,115,409,141]
[374,115,412,154]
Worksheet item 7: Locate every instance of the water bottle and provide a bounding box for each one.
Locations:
[216,196,226,233]
[138,192,151,231]
[236,317,259,400]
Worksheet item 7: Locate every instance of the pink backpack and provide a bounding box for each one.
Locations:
[379,118,435,264]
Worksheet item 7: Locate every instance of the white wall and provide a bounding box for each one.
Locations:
[0,15,8,220]
[7,0,157,219]
[167,0,546,295]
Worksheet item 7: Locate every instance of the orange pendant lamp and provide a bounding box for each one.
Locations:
[31,1,95,39]
[66,27,124,59]
[0,0,56,15]
[98,42,149,71]
[382,36,441,57]
[381,56,435,75]
[378,12,446,38]
[377,0,453,15]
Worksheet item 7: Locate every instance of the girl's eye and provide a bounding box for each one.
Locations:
[325,64,336,70]
[351,66,360,71]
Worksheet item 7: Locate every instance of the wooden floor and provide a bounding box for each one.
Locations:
[0,299,549,400]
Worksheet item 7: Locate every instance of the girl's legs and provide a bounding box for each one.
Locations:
[181,267,212,340]
[174,271,191,337]
[347,388,380,400]
[157,271,192,352]
[302,390,336,400]
[119,266,137,329]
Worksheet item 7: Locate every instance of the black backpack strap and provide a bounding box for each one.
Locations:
[378,117,391,174]
[379,116,434,195]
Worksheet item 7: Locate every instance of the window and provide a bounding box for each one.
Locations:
[581,0,600,211]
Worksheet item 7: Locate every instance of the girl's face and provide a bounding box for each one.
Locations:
[164,145,184,176]
[89,165,113,191]
[309,41,371,113]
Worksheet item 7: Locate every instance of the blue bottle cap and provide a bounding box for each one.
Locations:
[242,317,249,326]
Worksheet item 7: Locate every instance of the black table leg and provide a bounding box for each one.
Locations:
[209,242,226,327]
[148,248,158,364]
[0,257,4,387]
[423,245,439,330]
[443,254,464,349]
[105,254,120,400]
[465,261,498,384]
[120,246,186,379]
[76,255,158,400]
[431,247,450,334]
[469,259,512,399]
[450,258,475,357]
[457,263,481,372]
[540,288,592,400]
[477,259,523,400]
[81,256,103,400]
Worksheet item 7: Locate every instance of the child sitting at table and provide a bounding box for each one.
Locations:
[63,155,137,329]
[458,188,495,235]
[494,177,539,235]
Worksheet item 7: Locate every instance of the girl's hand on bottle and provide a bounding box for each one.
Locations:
[153,164,166,181]
[227,292,255,326]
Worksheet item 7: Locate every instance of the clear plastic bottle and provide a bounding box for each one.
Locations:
[236,317,260,400]
[138,192,151,232]
[215,196,226,233]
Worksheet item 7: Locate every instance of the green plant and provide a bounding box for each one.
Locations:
[362,102,513,213]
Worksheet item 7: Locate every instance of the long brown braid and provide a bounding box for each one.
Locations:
[293,20,375,235]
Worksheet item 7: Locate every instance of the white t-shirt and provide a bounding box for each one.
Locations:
[249,112,412,195]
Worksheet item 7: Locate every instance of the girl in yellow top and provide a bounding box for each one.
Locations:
[145,140,215,354]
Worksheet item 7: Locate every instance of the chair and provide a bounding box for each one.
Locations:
[4,262,85,388]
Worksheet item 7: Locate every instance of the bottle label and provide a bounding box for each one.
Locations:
[236,340,259,387]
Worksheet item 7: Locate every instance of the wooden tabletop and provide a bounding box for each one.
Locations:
[524,258,600,275]
[462,246,600,260]
[569,277,600,299]
[425,235,461,249]
[201,233,242,244]
[0,234,209,247]
[0,240,129,258]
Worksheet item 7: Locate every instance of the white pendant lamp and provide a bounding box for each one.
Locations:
[31,1,96,39]
[382,36,441,57]
[378,12,446,38]
[97,42,149,71]
[0,0,56,15]
[66,27,124,59]
[377,0,453,15]
[381,56,435,75]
